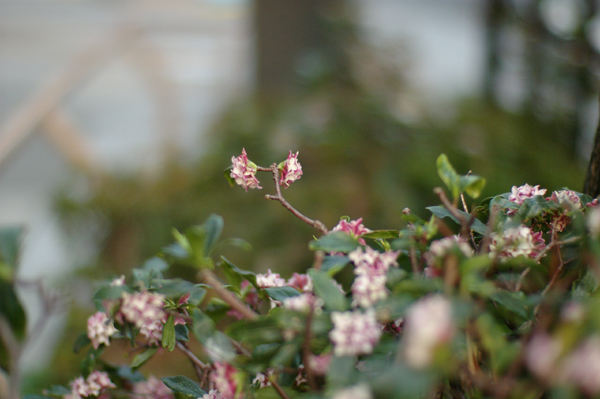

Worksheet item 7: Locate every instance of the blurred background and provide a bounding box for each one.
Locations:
[1,0,599,391]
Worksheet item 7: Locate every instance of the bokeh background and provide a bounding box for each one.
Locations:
[1,0,599,392]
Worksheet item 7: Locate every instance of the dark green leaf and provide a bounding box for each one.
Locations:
[44,385,71,396]
[144,257,168,271]
[202,214,224,256]
[227,317,283,347]
[130,347,158,369]
[0,227,22,269]
[162,315,176,352]
[321,255,351,276]
[191,308,235,362]
[0,280,26,339]
[117,365,146,382]
[459,175,486,199]
[309,232,359,253]
[220,256,259,290]
[308,269,348,312]
[153,278,206,304]
[162,376,207,398]
[264,286,301,302]
[224,166,236,187]
[490,290,530,320]
[175,324,189,342]
[73,333,91,353]
[426,205,487,235]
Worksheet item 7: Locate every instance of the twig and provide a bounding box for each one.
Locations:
[313,251,324,271]
[302,307,318,391]
[258,164,329,235]
[200,269,258,320]
[176,341,209,371]
[409,245,420,276]
[434,187,474,239]
[269,377,292,399]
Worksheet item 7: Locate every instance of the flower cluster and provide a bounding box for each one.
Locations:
[332,218,371,245]
[201,390,224,399]
[116,291,168,345]
[508,184,547,207]
[212,362,241,399]
[403,295,454,368]
[424,235,472,277]
[132,376,173,399]
[489,225,545,261]
[87,311,117,349]
[283,293,323,314]
[329,309,381,356]
[230,149,261,192]
[66,371,115,399]
[278,150,303,188]
[348,246,398,308]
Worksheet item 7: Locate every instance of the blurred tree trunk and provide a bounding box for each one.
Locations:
[584,96,600,197]
[254,0,342,97]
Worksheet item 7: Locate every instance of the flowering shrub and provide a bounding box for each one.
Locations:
[6,151,600,399]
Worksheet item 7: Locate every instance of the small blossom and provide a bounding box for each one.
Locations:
[294,365,308,386]
[118,291,166,329]
[329,309,381,356]
[424,235,472,277]
[403,295,454,368]
[252,370,273,388]
[561,336,600,395]
[87,311,118,349]
[351,273,387,308]
[230,148,261,192]
[110,275,126,286]
[287,273,312,292]
[348,246,399,276]
[525,333,562,381]
[278,151,303,188]
[548,189,582,211]
[508,184,547,214]
[256,270,286,288]
[332,218,371,245]
[332,384,373,399]
[201,390,224,399]
[382,317,403,335]
[69,371,115,398]
[489,226,545,261]
[283,293,323,314]
[308,354,332,375]
[132,376,173,399]
[212,362,240,399]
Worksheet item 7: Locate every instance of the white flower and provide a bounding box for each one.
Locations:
[403,295,454,368]
[348,246,399,276]
[283,293,323,314]
[256,270,286,288]
[351,273,387,308]
[329,309,381,356]
[508,184,547,205]
[489,226,545,261]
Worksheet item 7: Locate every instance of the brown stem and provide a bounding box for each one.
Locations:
[302,307,318,391]
[434,187,474,239]
[259,164,329,235]
[270,377,292,399]
[200,269,258,320]
[176,341,209,371]
[409,245,420,276]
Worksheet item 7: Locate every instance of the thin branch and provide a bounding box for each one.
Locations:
[200,269,258,320]
[270,377,292,399]
[259,164,329,235]
[176,341,209,371]
[434,187,474,239]
[409,245,420,276]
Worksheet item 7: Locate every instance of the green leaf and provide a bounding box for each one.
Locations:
[326,356,356,389]
[227,317,283,347]
[0,280,26,339]
[437,154,460,199]
[308,269,348,312]
[202,214,224,256]
[44,385,71,396]
[73,333,91,353]
[144,257,168,271]
[264,286,301,302]
[153,278,206,304]
[0,226,22,269]
[191,308,235,362]
[130,347,158,369]
[175,324,189,342]
[459,175,486,199]
[309,232,359,253]
[162,375,207,398]
[224,166,236,187]
[162,315,176,352]
[362,230,399,239]
[490,290,530,320]
[321,255,351,276]
[426,205,487,235]
[220,256,259,290]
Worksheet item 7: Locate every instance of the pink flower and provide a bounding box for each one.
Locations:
[509,184,547,205]
[230,149,261,192]
[329,309,381,356]
[287,273,312,292]
[548,189,582,211]
[278,151,303,188]
[332,218,371,245]
[424,235,472,277]
[561,336,600,395]
[256,270,286,288]
[211,362,240,399]
[201,390,224,399]
[403,295,454,368]
[348,246,399,276]
[351,274,387,308]
[308,354,332,375]
[489,226,545,262]
[283,293,323,314]
[117,291,166,329]
[69,371,115,398]
[132,376,173,399]
[525,333,562,381]
[87,312,117,349]
[252,370,273,388]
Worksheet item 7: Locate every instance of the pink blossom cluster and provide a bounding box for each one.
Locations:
[329,309,382,356]
[201,390,224,399]
[116,291,168,345]
[87,311,118,349]
[331,384,373,399]
[283,293,324,314]
[132,376,173,399]
[332,218,371,245]
[211,362,240,399]
[278,150,303,188]
[230,149,261,192]
[489,225,545,261]
[424,235,472,277]
[66,371,115,399]
[252,369,273,388]
[256,270,312,291]
[403,295,454,368]
[348,246,399,308]
[308,353,332,375]
[508,184,547,207]
[526,333,600,395]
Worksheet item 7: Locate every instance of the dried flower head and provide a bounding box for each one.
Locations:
[278,150,303,188]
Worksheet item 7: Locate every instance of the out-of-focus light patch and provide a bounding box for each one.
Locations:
[539,0,582,38]
[586,15,600,53]
[203,0,249,5]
